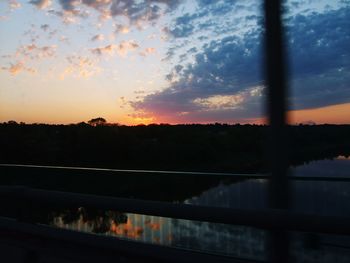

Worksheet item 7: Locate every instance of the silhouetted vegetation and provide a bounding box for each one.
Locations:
[0,122,349,172]
[87,117,107,126]
[0,122,349,216]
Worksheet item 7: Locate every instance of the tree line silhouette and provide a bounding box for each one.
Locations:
[1,121,349,173]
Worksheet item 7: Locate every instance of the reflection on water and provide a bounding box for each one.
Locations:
[292,155,350,177]
[51,208,268,261]
[184,179,267,209]
[47,156,350,261]
[290,155,350,217]
[336,156,350,160]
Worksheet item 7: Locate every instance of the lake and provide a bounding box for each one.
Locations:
[47,156,350,262]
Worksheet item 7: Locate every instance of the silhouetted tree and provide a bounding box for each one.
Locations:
[88,117,107,126]
[7,120,18,125]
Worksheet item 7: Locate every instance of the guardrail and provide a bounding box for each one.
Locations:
[1,163,349,181]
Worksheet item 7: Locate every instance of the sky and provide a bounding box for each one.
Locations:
[0,0,349,125]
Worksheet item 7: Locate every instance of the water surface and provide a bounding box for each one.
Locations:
[47,156,350,261]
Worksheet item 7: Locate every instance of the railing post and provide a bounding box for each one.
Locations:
[263,0,290,262]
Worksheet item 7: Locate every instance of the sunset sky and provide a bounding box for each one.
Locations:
[0,0,349,125]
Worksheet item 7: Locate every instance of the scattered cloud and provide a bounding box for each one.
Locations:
[38,0,182,27]
[59,35,69,44]
[193,95,244,111]
[114,24,130,34]
[1,61,36,75]
[40,24,50,31]
[9,0,21,10]
[1,43,57,76]
[98,8,112,22]
[91,34,104,41]
[29,0,52,10]
[130,3,350,123]
[286,6,350,109]
[139,47,156,57]
[46,7,88,24]
[16,44,57,59]
[109,0,180,26]
[91,44,117,56]
[61,55,101,79]
[118,96,128,108]
[2,0,350,124]
[166,0,261,40]
[91,40,139,57]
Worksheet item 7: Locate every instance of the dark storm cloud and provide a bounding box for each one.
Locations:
[132,5,350,122]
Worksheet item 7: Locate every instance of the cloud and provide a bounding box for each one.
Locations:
[114,24,130,34]
[91,40,139,57]
[91,44,117,56]
[61,55,101,79]
[130,4,350,123]
[16,44,57,59]
[193,93,247,111]
[98,8,112,21]
[42,0,181,26]
[46,3,90,24]
[286,6,350,109]
[109,1,161,25]
[168,23,195,39]
[91,34,104,41]
[29,0,52,9]
[46,9,77,24]
[1,43,57,75]
[131,28,264,121]
[9,0,21,10]
[166,0,262,39]
[59,35,70,44]
[139,47,156,57]
[57,0,80,12]
[81,0,112,10]
[1,61,36,75]
[40,24,50,31]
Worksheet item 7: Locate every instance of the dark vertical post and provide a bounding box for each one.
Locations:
[263,0,289,262]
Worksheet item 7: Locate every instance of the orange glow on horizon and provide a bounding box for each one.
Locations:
[2,102,350,126]
[288,102,350,124]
